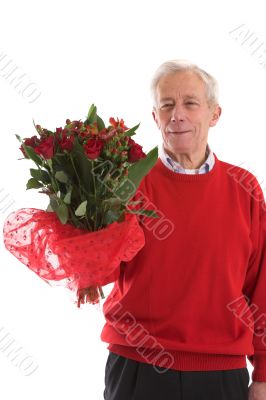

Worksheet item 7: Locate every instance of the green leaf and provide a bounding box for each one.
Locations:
[114,145,158,202]
[55,170,68,183]
[75,200,87,216]
[48,195,69,223]
[71,138,93,194]
[30,168,50,184]
[15,134,22,143]
[63,188,72,204]
[55,203,69,224]
[32,118,40,134]
[97,115,105,131]
[49,195,60,211]
[46,159,53,169]
[103,209,122,225]
[26,178,43,190]
[124,123,140,137]
[126,208,159,218]
[23,145,43,166]
[102,197,122,207]
[128,145,158,186]
[46,203,53,212]
[85,104,97,125]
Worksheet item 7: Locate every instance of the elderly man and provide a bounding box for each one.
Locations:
[101,60,266,400]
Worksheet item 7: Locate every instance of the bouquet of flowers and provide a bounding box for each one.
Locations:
[3,104,158,307]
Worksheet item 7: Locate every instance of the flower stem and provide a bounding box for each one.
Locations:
[98,285,105,299]
[69,154,82,197]
[91,160,97,230]
[69,153,93,231]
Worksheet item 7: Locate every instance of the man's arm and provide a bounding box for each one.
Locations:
[243,181,266,382]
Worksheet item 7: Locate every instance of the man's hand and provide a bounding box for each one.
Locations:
[248,382,266,399]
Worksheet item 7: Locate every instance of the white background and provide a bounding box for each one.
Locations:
[0,0,265,398]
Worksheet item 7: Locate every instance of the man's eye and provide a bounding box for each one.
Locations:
[161,104,173,108]
[186,102,198,105]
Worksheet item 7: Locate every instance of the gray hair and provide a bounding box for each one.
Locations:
[150,59,219,109]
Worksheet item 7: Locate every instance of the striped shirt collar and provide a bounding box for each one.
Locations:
[158,142,215,174]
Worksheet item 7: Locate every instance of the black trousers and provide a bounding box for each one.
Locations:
[103,351,250,400]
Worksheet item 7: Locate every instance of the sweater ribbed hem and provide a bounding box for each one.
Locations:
[108,344,247,371]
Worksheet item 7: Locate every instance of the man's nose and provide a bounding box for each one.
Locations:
[170,106,185,122]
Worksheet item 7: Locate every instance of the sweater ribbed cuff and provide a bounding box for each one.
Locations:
[251,353,266,382]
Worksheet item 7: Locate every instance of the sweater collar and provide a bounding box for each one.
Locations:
[158,142,215,174]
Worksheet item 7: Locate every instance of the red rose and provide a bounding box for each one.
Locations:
[56,129,74,152]
[19,136,39,157]
[83,139,104,160]
[128,141,146,163]
[35,136,54,159]
[59,134,74,152]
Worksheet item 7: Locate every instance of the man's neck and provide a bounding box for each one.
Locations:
[163,145,209,170]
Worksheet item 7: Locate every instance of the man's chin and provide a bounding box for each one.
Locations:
[163,144,190,160]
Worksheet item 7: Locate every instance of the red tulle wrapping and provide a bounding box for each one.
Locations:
[3,208,145,294]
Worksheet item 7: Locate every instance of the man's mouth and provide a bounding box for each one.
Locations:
[169,130,191,134]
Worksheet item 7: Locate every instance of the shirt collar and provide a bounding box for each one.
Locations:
[158,142,215,174]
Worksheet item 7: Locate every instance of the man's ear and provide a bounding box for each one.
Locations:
[152,109,160,129]
[209,105,222,127]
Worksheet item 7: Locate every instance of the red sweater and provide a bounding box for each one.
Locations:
[100,152,266,382]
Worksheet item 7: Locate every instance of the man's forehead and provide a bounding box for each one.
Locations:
[157,73,204,92]
[157,92,201,102]
[159,94,201,101]
[155,72,208,104]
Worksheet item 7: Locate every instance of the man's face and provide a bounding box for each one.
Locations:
[152,71,221,158]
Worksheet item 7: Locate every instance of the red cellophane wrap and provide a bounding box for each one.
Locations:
[3,208,145,306]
